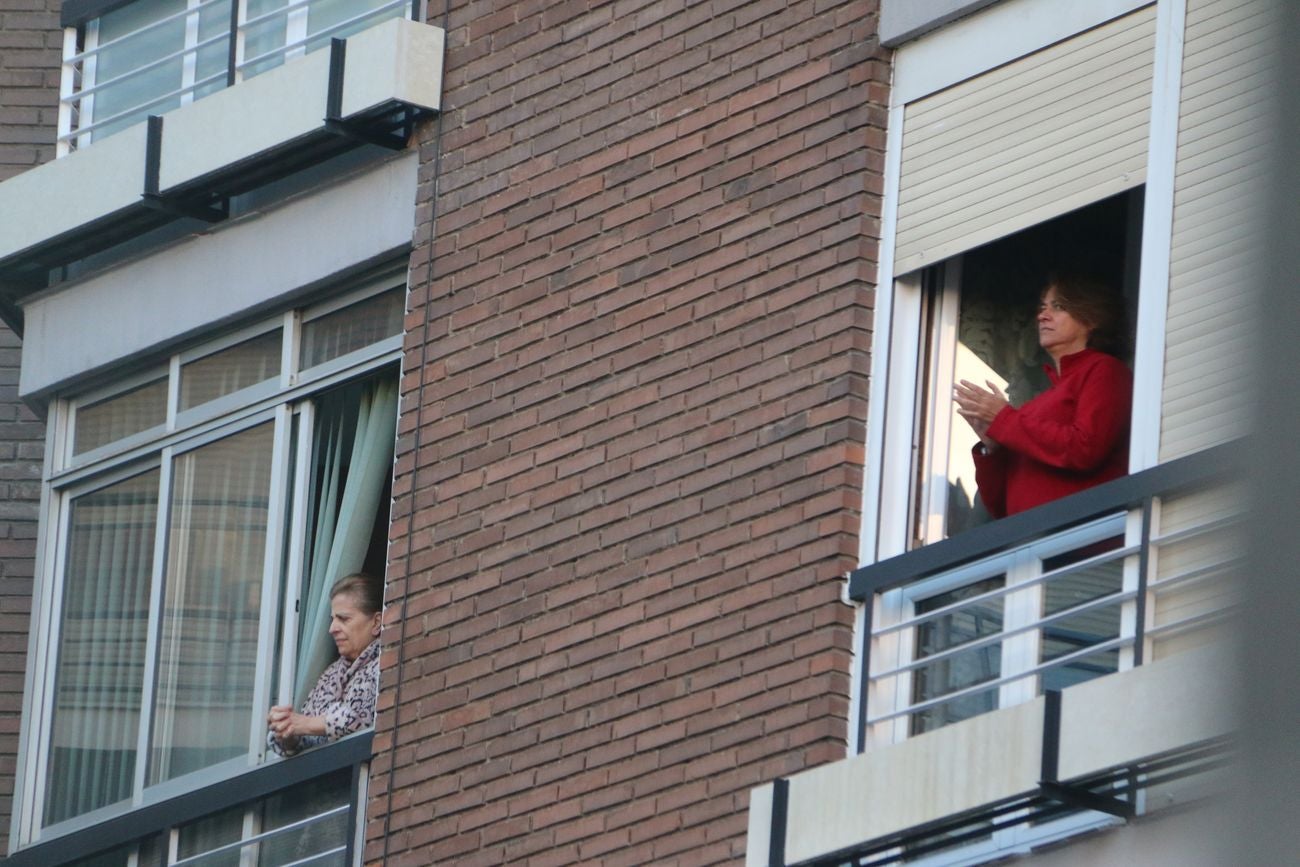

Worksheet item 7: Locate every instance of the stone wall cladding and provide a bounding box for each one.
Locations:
[0,0,61,181]
[0,0,57,850]
[372,1,889,865]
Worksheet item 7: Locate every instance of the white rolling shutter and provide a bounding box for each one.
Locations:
[893,6,1156,277]
[1159,0,1277,460]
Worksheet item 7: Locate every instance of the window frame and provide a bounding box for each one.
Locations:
[15,273,405,849]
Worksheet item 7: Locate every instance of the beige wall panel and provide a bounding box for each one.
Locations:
[1160,0,1278,460]
[781,699,1044,863]
[893,6,1155,275]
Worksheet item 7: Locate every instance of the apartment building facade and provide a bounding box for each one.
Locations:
[0,0,1270,865]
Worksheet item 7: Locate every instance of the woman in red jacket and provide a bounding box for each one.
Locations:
[953,275,1132,519]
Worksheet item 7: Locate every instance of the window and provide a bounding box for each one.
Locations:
[907,191,1141,547]
[23,278,403,845]
[62,0,416,150]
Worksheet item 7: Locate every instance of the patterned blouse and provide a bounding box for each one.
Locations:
[269,639,380,757]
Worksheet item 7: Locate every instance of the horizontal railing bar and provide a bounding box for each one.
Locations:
[1150,512,1243,548]
[1144,606,1236,639]
[237,0,408,71]
[66,0,230,63]
[866,637,1131,726]
[871,589,1133,679]
[172,804,349,866]
[58,69,227,141]
[280,846,349,867]
[3,732,373,867]
[871,544,1134,638]
[65,30,230,103]
[849,440,1243,601]
[1149,556,1243,593]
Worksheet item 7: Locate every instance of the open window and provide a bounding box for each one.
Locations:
[26,279,402,846]
[908,190,1142,548]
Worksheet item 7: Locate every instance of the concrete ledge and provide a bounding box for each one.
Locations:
[0,18,443,280]
[19,152,418,399]
[1058,645,1235,781]
[769,699,1045,865]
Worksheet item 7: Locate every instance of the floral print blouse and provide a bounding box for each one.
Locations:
[268,639,380,757]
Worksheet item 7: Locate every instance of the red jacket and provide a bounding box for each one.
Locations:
[973,348,1132,518]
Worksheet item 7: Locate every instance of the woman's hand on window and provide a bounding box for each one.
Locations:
[267,705,327,749]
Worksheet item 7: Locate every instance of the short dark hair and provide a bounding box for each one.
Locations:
[330,573,382,616]
[1044,273,1127,355]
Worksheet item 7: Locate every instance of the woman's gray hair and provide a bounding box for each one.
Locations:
[329,573,382,615]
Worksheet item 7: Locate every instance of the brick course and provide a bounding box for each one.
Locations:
[0,0,60,181]
[0,0,57,850]
[373,1,888,864]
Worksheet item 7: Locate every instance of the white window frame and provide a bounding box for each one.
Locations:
[14,274,405,848]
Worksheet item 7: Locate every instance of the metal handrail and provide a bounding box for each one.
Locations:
[871,539,1133,638]
[872,588,1135,680]
[65,0,230,64]
[60,0,412,144]
[237,0,409,71]
[858,441,1245,739]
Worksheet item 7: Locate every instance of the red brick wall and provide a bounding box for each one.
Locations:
[0,0,61,181]
[372,1,889,864]
[0,0,57,851]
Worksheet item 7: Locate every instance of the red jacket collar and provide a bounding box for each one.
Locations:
[1044,347,1102,383]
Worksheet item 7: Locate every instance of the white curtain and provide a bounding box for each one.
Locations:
[45,469,159,826]
[294,377,397,706]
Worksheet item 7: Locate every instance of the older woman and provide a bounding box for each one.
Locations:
[268,574,382,757]
[954,275,1132,518]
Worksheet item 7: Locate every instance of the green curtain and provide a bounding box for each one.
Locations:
[294,376,397,707]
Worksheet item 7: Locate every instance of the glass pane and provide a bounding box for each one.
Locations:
[90,1,187,140]
[178,804,244,867]
[300,289,404,369]
[44,470,160,826]
[1041,538,1124,691]
[242,0,290,78]
[149,423,274,785]
[257,769,350,866]
[74,378,168,455]
[195,2,235,101]
[910,576,1004,735]
[180,330,282,411]
[306,0,405,52]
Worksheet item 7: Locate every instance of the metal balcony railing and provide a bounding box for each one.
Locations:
[59,0,418,152]
[850,441,1244,751]
[6,732,373,867]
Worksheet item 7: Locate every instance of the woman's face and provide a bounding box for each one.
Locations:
[329,592,380,662]
[1037,286,1092,360]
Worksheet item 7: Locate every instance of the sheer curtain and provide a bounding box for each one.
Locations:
[150,423,274,785]
[44,469,159,826]
[294,376,397,706]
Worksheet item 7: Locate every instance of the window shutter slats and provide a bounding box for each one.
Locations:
[893,7,1157,277]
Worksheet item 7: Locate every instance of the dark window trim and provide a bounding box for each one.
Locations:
[5,731,374,866]
[848,440,1243,601]
[61,0,140,28]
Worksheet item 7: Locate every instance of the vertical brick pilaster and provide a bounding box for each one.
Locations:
[0,0,62,181]
[371,1,890,864]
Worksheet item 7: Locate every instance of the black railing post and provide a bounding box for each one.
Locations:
[768,777,789,867]
[1133,496,1154,667]
[226,0,240,87]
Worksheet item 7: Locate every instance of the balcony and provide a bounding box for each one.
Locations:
[0,6,442,307]
[749,442,1244,866]
[4,733,374,866]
